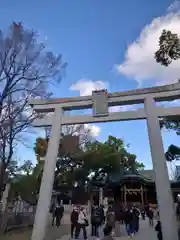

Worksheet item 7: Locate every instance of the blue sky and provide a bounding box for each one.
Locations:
[1,0,180,169]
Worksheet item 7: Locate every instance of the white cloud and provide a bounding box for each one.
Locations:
[62,123,101,138]
[116,3,180,85]
[109,106,121,112]
[70,79,109,96]
[70,79,107,137]
[109,105,133,112]
[157,99,180,107]
[109,104,143,112]
[70,79,138,114]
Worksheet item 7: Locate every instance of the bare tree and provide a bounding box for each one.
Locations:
[0,22,66,196]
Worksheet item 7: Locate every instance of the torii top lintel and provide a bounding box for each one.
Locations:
[29,82,180,112]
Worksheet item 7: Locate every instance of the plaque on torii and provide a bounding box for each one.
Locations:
[92,89,109,117]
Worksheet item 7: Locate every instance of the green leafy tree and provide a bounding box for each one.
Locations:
[31,134,144,197]
[10,161,41,204]
[155,29,180,161]
[165,145,180,161]
[155,30,180,66]
[160,118,180,161]
[14,136,144,201]
[54,136,144,190]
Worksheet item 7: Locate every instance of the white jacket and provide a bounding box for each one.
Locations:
[78,211,86,224]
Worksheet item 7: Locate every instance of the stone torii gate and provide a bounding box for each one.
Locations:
[29,83,180,240]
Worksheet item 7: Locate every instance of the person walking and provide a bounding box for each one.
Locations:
[176,202,180,221]
[51,203,56,226]
[106,205,113,216]
[119,205,124,224]
[113,203,123,237]
[99,204,105,225]
[132,206,140,233]
[145,204,149,215]
[70,206,79,239]
[155,220,163,240]
[75,207,88,240]
[147,207,154,227]
[55,202,64,227]
[91,205,102,239]
[123,207,133,238]
[91,206,104,238]
[141,207,146,220]
[103,213,115,238]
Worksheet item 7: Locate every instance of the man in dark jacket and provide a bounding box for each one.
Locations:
[55,203,64,227]
[51,203,56,226]
[176,203,180,221]
[99,205,105,225]
[147,208,154,227]
[71,206,79,238]
[91,205,102,238]
[123,208,133,237]
[132,207,140,233]
[155,221,163,240]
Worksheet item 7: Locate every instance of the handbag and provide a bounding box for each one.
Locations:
[84,219,89,226]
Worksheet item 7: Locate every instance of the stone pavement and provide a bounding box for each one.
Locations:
[0,213,71,240]
[44,213,71,240]
[58,219,157,240]
[0,213,158,240]
[114,219,157,240]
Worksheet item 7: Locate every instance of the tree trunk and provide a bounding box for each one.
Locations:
[0,161,5,199]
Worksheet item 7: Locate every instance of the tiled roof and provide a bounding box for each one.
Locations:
[138,169,154,181]
[108,169,155,184]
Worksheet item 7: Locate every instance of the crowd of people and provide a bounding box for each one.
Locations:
[51,202,162,239]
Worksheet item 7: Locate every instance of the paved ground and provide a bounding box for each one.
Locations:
[0,214,157,240]
[115,219,157,240]
[58,219,157,240]
[0,213,70,240]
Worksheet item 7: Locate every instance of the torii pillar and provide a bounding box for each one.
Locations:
[145,97,178,240]
[31,107,63,240]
